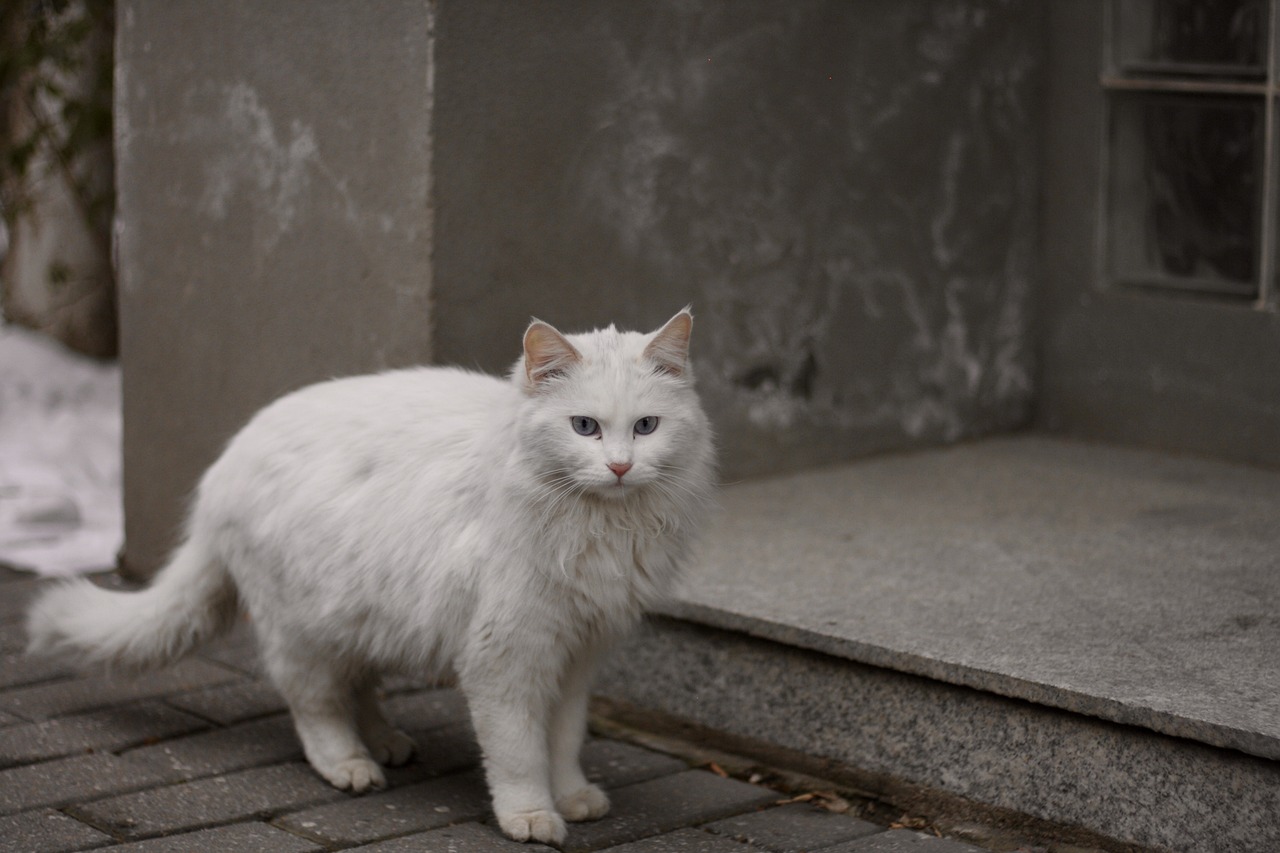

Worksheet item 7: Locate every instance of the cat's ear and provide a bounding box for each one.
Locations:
[523,319,582,387]
[643,308,694,377]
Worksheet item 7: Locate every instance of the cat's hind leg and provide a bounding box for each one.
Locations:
[263,644,386,792]
[355,679,417,767]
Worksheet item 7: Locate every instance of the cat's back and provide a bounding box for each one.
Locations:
[206,366,515,492]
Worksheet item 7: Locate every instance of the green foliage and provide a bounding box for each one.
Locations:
[0,0,114,243]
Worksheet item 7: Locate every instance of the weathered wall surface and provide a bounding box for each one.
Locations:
[117,0,1039,574]
[116,1,434,575]
[433,0,1041,478]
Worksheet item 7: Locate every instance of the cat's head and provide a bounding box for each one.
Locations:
[513,308,714,503]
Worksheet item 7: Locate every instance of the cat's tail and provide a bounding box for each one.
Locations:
[26,532,238,673]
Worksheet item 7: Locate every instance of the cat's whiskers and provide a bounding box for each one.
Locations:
[531,474,587,530]
[651,465,716,508]
[653,461,733,491]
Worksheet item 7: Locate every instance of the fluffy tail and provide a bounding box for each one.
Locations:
[26,534,238,673]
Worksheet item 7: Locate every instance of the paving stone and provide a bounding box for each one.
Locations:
[559,769,779,853]
[164,678,288,725]
[276,769,490,845]
[0,624,26,654]
[67,761,343,840]
[581,738,687,788]
[122,714,302,780]
[0,752,176,816]
[0,808,113,852]
[0,702,207,768]
[0,649,75,690]
[97,821,326,852]
[702,802,881,852]
[0,658,242,721]
[351,820,556,852]
[0,578,40,622]
[381,687,469,732]
[599,827,765,852]
[822,829,987,853]
[401,720,483,776]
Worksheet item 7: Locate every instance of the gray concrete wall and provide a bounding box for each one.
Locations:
[115,1,434,575]
[1037,3,1280,469]
[432,0,1041,479]
[116,0,1040,574]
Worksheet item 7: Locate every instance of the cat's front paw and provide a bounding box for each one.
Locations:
[555,783,610,822]
[320,757,387,793]
[368,728,417,767]
[498,809,567,844]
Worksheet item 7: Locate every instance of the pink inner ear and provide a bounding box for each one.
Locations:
[644,312,692,376]
[524,322,581,384]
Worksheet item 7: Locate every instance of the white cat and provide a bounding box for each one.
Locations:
[27,309,715,844]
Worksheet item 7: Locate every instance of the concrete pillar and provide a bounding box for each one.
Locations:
[115,1,434,576]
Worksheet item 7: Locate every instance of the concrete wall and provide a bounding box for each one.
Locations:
[115,1,434,574]
[432,0,1041,479]
[116,0,1040,575]
[1037,3,1280,469]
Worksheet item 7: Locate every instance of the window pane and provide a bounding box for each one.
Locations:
[1113,0,1268,79]
[1108,95,1263,299]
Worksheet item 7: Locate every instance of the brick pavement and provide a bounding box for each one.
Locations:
[0,567,999,853]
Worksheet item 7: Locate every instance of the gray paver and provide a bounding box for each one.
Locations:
[66,761,343,840]
[0,702,207,768]
[703,802,881,852]
[560,769,779,853]
[164,678,288,725]
[275,769,490,845]
[0,649,75,690]
[0,623,26,654]
[0,579,40,623]
[0,808,113,853]
[400,720,483,776]
[381,687,470,732]
[823,829,986,853]
[122,713,302,780]
[581,738,687,789]
[599,827,765,852]
[0,658,242,721]
[0,752,176,816]
[351,820,555,852]
[98,820,326,852]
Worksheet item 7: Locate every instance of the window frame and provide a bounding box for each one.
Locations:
[1099,0,1279,311]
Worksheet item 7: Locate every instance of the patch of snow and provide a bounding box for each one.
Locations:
[0,323,122,576]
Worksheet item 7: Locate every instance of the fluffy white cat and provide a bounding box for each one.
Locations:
[27,309,715,844]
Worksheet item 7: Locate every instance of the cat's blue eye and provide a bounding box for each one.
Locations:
[633,416,660,436]
[571,416,600,437]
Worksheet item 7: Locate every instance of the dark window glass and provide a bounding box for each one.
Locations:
[1114,0,1268,79]
[1106,0,1271,304]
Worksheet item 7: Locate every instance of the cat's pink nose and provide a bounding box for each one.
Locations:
[608,462,633,479]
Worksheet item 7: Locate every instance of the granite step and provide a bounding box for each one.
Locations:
[597,436,1280,853]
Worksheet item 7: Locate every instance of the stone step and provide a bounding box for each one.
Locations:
[598,436,1280,853]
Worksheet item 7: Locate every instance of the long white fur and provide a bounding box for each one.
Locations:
[26,310,715,844]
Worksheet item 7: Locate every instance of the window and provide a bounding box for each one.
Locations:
[1102,0,1276,308]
